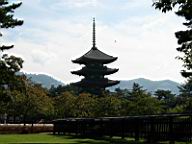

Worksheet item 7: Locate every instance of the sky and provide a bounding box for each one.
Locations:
[2,0,187,84]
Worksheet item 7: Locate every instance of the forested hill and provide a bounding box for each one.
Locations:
[109,78,180,94]
[23,73,64,89]
[21,73,180,94]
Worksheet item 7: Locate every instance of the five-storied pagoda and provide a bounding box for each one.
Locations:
[71,18,119,94]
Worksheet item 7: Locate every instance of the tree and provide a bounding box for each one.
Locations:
[153,0,192,78]
[0,0,24,112]
[154,89,177,112]
[94,94,122,117]
[1,75,54,124]
[54,91,76,118]
[0,75,53,124]
[179,78,192,98]
[74,93,96,117]
[115,87,131,98]
[127,83,162,115]
[177,78,192,112]
[0,0,23,71]
[48,84,78,97]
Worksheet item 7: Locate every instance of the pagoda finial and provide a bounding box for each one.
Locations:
[92,18,96,49]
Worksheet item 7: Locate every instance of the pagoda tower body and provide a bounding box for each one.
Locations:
[71,19,119,94]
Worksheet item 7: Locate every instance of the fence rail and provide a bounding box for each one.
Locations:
[53,114,192,143]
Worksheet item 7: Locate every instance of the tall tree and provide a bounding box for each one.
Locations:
[95,94,122,117]
[0,0,24,80]
[177,78,192,112]
[74,93,96,117]
[0,0,23,59]
[153,0,192,78]
[0,0,23,42]
[54,91,76,118]
[126,83,162,115]
[154,89,177,112]
[8,76,54,124]
[179,78,192,99]
[0,0,23,113]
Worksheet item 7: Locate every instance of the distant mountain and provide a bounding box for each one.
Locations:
[19,73,180,94]
[23,73,64,89]
[109,78,180,94]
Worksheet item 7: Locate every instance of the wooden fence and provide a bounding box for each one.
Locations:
[53,114,192,143]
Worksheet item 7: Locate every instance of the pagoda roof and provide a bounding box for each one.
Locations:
[72,47,117,64]
[71,66,119,76]
[73,78,120,88]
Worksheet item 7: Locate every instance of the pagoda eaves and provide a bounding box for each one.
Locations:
[71,66,119,76]
[73,79,120,88]
[72,47,117,64]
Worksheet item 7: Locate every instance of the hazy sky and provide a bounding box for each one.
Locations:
[2,0,187,83]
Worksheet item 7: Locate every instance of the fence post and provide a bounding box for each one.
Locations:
[169,117,175,144]
[135,119,140,142]
[53,121,55,135]
[121,118,125,139]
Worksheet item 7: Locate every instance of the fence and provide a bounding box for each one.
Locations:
[53,113,192,143]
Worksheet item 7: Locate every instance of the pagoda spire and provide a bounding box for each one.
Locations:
[92,18,96,49]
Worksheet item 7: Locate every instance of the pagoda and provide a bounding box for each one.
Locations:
[71,18,119,94]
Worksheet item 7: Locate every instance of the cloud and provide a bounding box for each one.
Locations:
[53,0,99,8]
[31,49,56,65]
[4,0,186,83]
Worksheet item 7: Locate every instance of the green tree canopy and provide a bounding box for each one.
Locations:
[54,91,76,118]
[127,83,162,115]
[154,89,177,112]
[9,76,54,123]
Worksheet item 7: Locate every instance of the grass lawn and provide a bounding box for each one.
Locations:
[0,133,107,144]
[0,133,189,144]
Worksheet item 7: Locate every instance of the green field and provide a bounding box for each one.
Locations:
[0,133,189,144]
[0,133,105,144]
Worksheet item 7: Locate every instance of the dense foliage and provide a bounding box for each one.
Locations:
[49,82,192,119]
[2,78,192,123]
[0,80,177,122]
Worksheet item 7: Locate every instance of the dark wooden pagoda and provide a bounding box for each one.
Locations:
[71,18,119,94]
